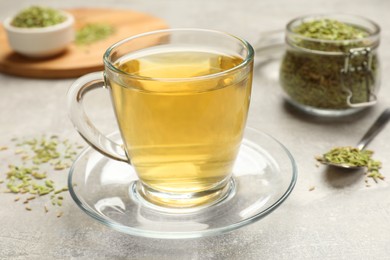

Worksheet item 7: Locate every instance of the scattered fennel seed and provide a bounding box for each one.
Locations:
[54,164,67,171]
[0,135,84,214]
[75,23,116,45]
[54,187,68,194]
[45,180,54,188]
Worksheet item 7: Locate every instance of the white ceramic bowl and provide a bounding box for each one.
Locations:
[3,10,75,58]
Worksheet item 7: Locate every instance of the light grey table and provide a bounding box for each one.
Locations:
[1,0,390,259]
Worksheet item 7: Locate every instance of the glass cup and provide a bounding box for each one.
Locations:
[67,29,254,211]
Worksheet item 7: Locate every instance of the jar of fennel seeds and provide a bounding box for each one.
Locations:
[279,14,381,116]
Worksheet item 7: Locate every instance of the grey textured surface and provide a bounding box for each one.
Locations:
[1,0,390,259]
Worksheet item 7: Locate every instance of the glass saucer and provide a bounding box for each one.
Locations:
[68,127,297,239]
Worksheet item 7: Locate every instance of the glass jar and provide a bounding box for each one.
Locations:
[279,14,381,116]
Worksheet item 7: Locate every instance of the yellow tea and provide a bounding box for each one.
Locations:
[109,49,252,206]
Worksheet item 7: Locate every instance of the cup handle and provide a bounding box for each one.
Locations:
[67,71,128,162]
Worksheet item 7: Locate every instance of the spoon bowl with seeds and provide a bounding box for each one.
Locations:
[317,108,390,170]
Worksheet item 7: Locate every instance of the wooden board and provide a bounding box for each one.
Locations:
[0,8,169,78]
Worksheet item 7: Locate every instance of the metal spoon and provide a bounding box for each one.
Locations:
[325,108,390,169]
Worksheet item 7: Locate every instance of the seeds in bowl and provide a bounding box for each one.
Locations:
[11,6,67,28]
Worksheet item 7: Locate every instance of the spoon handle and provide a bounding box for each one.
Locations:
[356,108,390,150]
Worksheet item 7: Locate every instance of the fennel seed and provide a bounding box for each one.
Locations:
[1,135,83,216]
[316,146,385,183]
[75,23,115,46]
[11,6,66,28]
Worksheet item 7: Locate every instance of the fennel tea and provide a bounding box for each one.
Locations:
[109,49,252,204]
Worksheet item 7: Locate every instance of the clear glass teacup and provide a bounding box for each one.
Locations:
[67,29,254,211]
